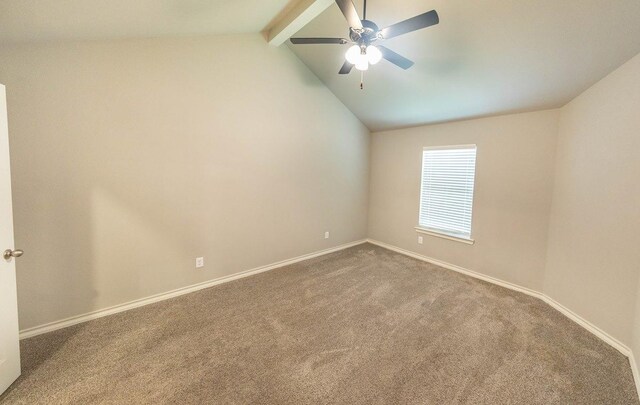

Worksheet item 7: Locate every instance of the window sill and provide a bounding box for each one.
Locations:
[415,227,475,245]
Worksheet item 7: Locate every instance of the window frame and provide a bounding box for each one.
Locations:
[416,144,477,245]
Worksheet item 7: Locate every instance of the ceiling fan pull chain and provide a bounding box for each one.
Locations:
[360,70,364,90]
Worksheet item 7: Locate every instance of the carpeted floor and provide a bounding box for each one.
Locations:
[1,243,638,404]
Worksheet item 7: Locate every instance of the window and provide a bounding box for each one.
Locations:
[418,145,477,243]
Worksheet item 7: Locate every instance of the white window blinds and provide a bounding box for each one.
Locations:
[419,145,477,240]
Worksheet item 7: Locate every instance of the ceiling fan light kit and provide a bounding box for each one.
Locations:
[290,0,440,84]
[345,44,382,70]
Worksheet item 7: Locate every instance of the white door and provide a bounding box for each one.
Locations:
[0,84,21,394]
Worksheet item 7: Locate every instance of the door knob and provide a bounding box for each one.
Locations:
[3,249,23,260]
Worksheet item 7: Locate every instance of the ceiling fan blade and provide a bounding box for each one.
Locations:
[339,60,354,74]
[379,10,439,40]
[378,46,414,69]
[335,0,363,30]
[290,37,348,45]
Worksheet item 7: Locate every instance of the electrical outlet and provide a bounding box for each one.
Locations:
[324,231,330,239]
[195,257,204,268]
[418,236,424,245]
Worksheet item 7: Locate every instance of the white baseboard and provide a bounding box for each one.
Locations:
[366,238,640,399]
[630,352,640,401]
[366,239,542,299]
[19,239,367,340]
[18,237,640,400]
[539,294,629,355]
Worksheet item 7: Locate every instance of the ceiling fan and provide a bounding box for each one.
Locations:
[290,0,439,75]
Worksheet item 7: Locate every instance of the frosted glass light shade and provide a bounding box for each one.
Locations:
[355,59,369,71]
[345,45,362,64]
[366,46,382,64]
[345,44,372,70]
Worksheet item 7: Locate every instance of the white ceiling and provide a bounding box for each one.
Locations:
[288,0,640,130]
[1,1,639,131]
[0,0,293,43]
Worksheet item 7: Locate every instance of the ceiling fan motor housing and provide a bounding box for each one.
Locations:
[349,20,380,45]
[289,1,439,75]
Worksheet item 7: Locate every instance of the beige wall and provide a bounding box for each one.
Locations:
[2,28,639,367]
[544,53,640,347]
[0,34,370,330]
[368,52,640,358]
[368,110,560,291]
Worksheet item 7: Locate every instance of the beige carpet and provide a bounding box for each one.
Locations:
[1,243,638,404]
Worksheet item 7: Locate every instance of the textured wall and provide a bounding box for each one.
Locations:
[0,34,370,330]
[368,51,640,357]
[368,110,560,291]
[545,53,640,347]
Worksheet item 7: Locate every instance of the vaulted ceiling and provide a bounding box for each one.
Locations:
[288,0,640,130]
[0,0,293,42]
[1,0,640,131]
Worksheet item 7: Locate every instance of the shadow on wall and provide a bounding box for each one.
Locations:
[5,34,369,332]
